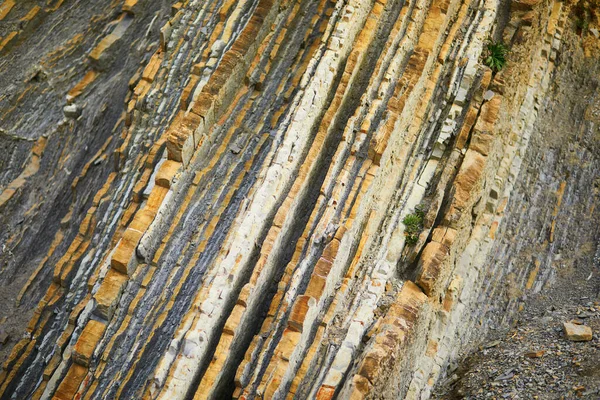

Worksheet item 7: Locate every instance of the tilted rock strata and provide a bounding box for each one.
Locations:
[0,0,597,399]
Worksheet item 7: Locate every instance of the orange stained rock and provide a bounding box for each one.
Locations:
[94,269,129,319]
[438,3,469,62]
[133,79,151,100]
[169,0,278,162]
[425,339,439,356]
[145,185,169,212]
[0,0,15,20]
[287,325,325,395]
[288,295,313,332]
[132,169,153,202]
[313,257,333,277]
[166,118,196,164]
[171,2,183,15]
[155,160,181,188]
[416,241,450,296]
[348,281,426,393]
[442,275,462,312]
[0,340,35,394]
[0,187,16,208]
[446,150,486,222]
[43,353,62,381]
[417,6,444,52]
[261,359,288,399]
[145,140,167,169]
[266,287,285,318]
[20,6,43,25]
[456,106,479,150]
[0,31,18,52]
[473,94,502,134]
[73,320,107,366]
[553,181,567,217]
[142,52,162,83]
[68,297,90,327]
[272,196,293,228]
[41,283,63,311]
[348,375,371,399]
[316,385,336,400]
[358,346,387,384]
[180,75,200,110]
[57,237,93,285]
[111,228,143,276]
[47,0,65,12]
[247,226,281,287]
[122,0,138,14]
[193,333,234,400]
[277,328,301,362]
[488,220,499,239]
[430,226,457,248]
[304,273,327,300]
[89,34,120,69]
[223,304,245,335]
[130,208,158,235]
[53,363,88,400]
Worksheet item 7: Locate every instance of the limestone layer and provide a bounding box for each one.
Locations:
[0,0,598,399]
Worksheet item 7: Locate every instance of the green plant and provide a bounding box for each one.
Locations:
[484,41,509,72]
[403,207,425,245]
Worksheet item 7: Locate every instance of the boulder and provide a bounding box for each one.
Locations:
[563,321,592,342]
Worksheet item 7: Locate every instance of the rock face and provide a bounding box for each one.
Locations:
[0,0,598,399]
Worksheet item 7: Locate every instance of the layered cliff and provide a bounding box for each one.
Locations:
[0,0,598,399]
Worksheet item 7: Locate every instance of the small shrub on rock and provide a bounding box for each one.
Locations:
[484,41,509,72]
[403,207,425,245]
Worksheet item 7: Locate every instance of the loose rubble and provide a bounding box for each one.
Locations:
[433,300,600,399]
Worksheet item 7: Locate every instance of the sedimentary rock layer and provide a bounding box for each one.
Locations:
[0,0,598,399]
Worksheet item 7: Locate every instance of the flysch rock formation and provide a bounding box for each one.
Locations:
[0,0,598,399]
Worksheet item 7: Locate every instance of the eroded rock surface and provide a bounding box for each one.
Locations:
[0,0,598,399]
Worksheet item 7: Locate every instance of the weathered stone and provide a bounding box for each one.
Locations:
[89,34,120,70]
[525,350,545,358]
[63,104,81,118]
[563,322,592,342]
[122,0,138,14]
[73,320,106,366]
[53,363,88,400]
[93,269,128,319]
[155,160,181,188]
[0,0,15,20]
[111,228,143,276]
[289,295,313,332]
[19,6,45,34]
[446,150,486,222]
[67,71,98,102]
[416,242,449,296]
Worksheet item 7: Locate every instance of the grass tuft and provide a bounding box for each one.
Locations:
[403,207,425,245]
[484,41,509,72]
